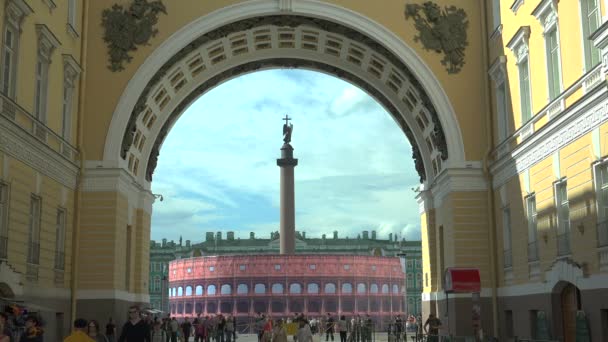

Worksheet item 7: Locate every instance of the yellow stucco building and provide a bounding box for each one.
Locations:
[0,0,606,340]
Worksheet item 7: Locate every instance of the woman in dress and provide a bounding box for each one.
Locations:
[87,320,108,342]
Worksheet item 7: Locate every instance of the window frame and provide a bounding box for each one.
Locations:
[27,195,41,265]
[502,205,513,268]
[526,194,539,262]
[54,207,66,270]
[580,0,601,71]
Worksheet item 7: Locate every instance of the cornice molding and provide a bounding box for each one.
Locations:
[491,84,608,189]
[40,0,56,11]
[35,24,61,59]
[62,54,81,87]
[489,55,507,85]
[506,26,531,63]
[81,167,155,214]
[532,0,558,33]
[5,0,33,28]
[510,0,525,14]
[0,115,78,189]
[428,165,488,207]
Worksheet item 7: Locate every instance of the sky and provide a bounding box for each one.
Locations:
[150,69,422,244]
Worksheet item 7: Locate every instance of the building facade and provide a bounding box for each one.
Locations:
[484,0,608,340]
[0,0,606,340]
[168,254,405,330]
[150,231,423,318]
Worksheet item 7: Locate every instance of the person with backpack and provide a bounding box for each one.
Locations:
[194,317,207,342]
[224,316,234,342]
[152,322,167,342]
[169,318,179,342]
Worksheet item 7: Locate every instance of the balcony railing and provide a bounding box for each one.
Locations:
[598,220,608,247]
[527,241,539,262]
[54,250,65,270]
[557,232,571,256]
[0,92,79,163]
[27,242,40,265]
[503,249,513,268]
[0,235,7,259]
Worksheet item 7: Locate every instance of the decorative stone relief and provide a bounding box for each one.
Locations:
[101,0,167,72]
[404,2,469,74]
[124,15,450,181]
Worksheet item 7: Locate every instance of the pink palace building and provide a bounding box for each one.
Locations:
[168,254,406,328]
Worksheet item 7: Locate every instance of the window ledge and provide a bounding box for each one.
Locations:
[41,0,56,11]
[490,24,503,41]
[66,23,79,39]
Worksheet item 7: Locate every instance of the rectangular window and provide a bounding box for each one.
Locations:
[545,29,562,100]
[595,162,608,247]
[54,208,66,270]
[505,310,514,338]
[492,0,501,29]
[0,183,8,259]
[61,86,73,140]
[239,264,246,271]
[526,195,539,261]
[502,206,512,268]
[529,310,538,339]
[555,180,571,255]
[518,58,532,123]
[1,25,17,98]
[34,58,50,122]
[68,0,77,30]
[27,195,41,265]
[496,82,509,141]
[581,0,601,71]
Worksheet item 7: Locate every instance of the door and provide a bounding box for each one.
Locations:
[560,284,577,342]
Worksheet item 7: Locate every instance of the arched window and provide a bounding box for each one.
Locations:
[195,285,203,296]
[290,283,302,294]
[392,284,399,294]
[237,284,248,294]
[357,283,366,294]
[221,284,232,295]
[341,283,353,293]
[382,284,389,294]
[254,283,266,294]
[325,283,336,294]
[307,283,319,294]
[272,283,284,294]
[171,287,176,297]
[207,284,217,296]
[177,287,183,296]
[370,284,378,294]
[185,286,193,296]
[154,276,161,292]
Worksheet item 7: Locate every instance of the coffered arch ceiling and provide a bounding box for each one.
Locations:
[104,10,465,187]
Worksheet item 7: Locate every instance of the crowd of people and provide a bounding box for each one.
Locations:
[0,306,441,342]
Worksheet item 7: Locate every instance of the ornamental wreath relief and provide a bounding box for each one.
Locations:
[102,0,167,72]
[405,2,469,74]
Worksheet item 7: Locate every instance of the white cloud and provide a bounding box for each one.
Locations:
[151,69,422,243]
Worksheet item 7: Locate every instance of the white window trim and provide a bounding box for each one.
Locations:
[54,207,66,270]
[579,0,602,72]
[593,159,608,222]
[526,194,538,243]
[507,26,533,128]
[554,178,570,234]
[511,0,525,14]
[1,1,32,99]
[62,54,81,141]
[489,56,511,142]
[533,0,564,102]
[34,25,60,125]
[67,0,79,38]
[28,195,41,265]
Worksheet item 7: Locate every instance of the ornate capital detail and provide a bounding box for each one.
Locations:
[5,0,33,28]
[101,0,167,72]
[532,0,558,32]
[489,55,507,85]
[506,26,531,63]
[62,54,81,88]
[35,24,61,60]
[404,2,469,74]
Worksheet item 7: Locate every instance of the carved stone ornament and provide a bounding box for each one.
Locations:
[101,0,167,72]
[405,1,469,74]
[124,15,452,183]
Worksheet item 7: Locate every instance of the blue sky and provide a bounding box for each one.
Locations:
[150,69,422,244]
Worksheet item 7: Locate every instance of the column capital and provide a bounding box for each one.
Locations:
[427,164,488,207]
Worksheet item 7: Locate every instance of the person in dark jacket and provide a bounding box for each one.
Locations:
[118,306,150,342]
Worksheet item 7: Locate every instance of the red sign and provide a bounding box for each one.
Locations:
[444,268,481,293]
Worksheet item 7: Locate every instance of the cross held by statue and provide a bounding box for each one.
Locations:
[283,114,291,125]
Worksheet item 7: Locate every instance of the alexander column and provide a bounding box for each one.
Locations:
[277,115,298,254]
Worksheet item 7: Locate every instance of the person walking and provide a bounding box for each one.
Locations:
[337,316,347,342]
[169,318,179,342]
[105,318,116,342]
[325,313,334,342]
[193,317,207,342]
[88,320,109,342]
[224,316,234,342]
[118,305,151,342]
[295,320,312,342]
[181,318,192,342]
[423,314,442,342]
[64,319,94,342]
[271,319,287,342]
[151,322,167,342]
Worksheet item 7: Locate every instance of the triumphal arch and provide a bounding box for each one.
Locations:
[9,0,608,340]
